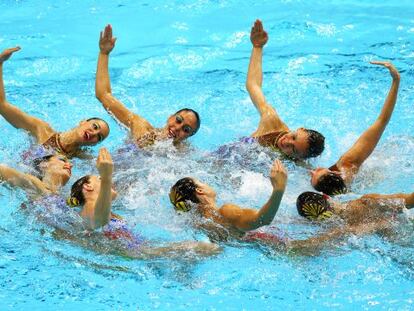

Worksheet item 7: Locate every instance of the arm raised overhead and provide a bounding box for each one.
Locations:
[0,47,54,143]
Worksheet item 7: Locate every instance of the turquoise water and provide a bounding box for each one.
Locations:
[1,0,414,309]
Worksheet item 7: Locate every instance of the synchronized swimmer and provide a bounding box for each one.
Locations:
[0,48,110,158]
[96,24,201,149]
[0,19,411,259]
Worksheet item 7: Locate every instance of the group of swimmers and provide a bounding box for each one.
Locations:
[0,20,412,258]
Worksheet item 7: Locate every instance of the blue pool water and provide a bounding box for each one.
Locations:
[1,0,414,309]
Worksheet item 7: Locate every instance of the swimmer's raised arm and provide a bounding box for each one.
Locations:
[96,25,153,137]
[218,160,287,231]
[336,61,400,178]
[0,164,49,195]
[80,148,113,229]
[246,20,289,137]
[0,47,53,143]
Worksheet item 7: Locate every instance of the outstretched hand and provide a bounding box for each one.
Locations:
[269,159,287,191]
[99,24,116,55]
[370,60,400,81]
[250,19,268,48]
[96,148,113,178]
[0,46,21,63]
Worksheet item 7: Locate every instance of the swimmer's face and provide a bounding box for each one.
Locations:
[310,168,333,187]
[88,175,117,200]
[277,128,309,159]
[166,111,198,141]
[45,155,72,185]
[76,119,110,146]
[193,179,216,199]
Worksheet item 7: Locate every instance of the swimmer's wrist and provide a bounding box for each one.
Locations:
[272,184,286,192]
[275,187,286,193]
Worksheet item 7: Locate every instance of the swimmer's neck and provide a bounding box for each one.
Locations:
[153,127,185,145]
[197,197,218,217]
[331,200,346,215]
[59,130,82,153]
[134,128,175,147]
[42,173,66,193]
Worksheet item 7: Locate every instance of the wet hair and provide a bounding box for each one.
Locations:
[314,172,347,196]
[304,129,325,158]
[86,117,110,138]
[175,108,201,136]
[67,175,91,207]
[296,191,333,220]
[32,155,54,180]
[169,177,199,212]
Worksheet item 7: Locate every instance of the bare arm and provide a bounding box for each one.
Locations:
[246,20,289,137]
[53,229,221,259]
[218,160,287,231]
[359,192,414,210]
[95,25,153,136]
[0,47,54,143]
[289,221,386,255]
[0,164,49,195]
[80,148,113,229]
[138,241,221,259]
[337,61,400,173]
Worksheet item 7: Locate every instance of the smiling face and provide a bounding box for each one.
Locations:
[44,155,73,185]
[75,119,110,146]
[166,110,198,142]
[276,128,310,159]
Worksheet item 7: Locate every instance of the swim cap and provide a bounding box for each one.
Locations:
[296,191,333,220]
[169,177,199,212]
[314,172,347,196]
[66,197,80,207]
[169,187,192,212]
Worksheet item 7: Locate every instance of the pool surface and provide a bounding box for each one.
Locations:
[1,0,414,309]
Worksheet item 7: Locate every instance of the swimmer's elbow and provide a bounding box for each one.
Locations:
[87,218,107,231]
[246,80,258,93]
[259,218,272,227]
[245,80,251,91]
[95,89,109,101]
[96,92,114,110]
[244,214,271,230]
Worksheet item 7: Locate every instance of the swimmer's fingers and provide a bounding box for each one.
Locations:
[370,60,390,66]
[250,20,268,48]
[256,19,263,32]
[96,148,103,165]
[370,60,400,80]
[102,148,113,163]
[105,24,112,39]
[98,147,112,162]
[97,148,113,177]
[270,160,287,190]
[99,25,116,54]
[106,24,117,43]
[0,46,21,63]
